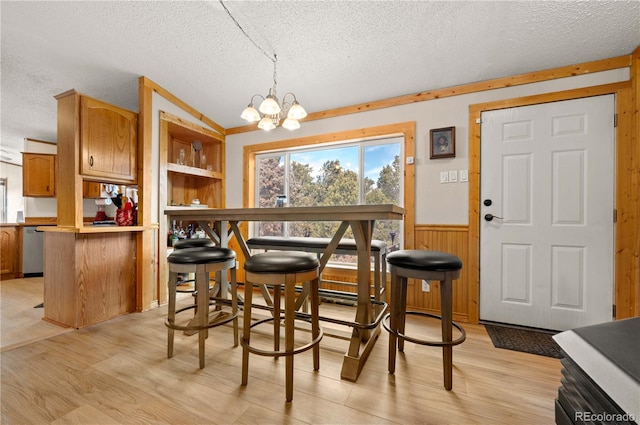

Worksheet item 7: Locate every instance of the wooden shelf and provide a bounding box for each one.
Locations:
[38,225,147,234]
[167,163,223,179]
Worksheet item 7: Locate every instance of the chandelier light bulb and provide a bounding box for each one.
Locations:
[241,104,260,122]
[257,116,276,131]
[287,101,307,120]
[282,117,300,130]
[259,95,281,115]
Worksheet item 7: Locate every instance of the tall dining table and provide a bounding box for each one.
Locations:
[165,204,404,381]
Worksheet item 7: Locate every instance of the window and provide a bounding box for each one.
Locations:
[255,137,403,262]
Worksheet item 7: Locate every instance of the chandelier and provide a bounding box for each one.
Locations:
[240,54,307,131]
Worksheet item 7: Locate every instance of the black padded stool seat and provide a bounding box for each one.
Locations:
[173,238,216,250]
[241,251,323,402]
[386,250,462,271]
[244,250,320,273]
[168,247,236,264]
[383,249,466,390]
[166,247,238,369]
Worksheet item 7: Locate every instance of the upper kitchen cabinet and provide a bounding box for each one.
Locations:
[22,153,56,197]
[55,89,140,228]
[80,96,137,183]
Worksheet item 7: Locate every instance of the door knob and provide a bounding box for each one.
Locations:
[483,199,492,206]
[484,213,503,222]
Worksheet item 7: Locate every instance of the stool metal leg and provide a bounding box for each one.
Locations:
[285,277,296,402]
[241,281,253,386]
[388,266,400,373]
[273,284,281,354]
[441,276,454,390]
[230,267,238,347]
[196,264,208,369]
[167,270,178,358]
[311,276,320,371]
[397,275,408,353]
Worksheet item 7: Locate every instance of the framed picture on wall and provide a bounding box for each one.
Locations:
[430,126,455,159]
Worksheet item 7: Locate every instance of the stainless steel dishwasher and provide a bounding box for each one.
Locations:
[22,226,44,277]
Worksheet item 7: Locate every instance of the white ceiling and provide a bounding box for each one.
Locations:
[1,1,639,165]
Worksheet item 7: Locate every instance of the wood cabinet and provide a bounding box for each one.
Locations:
[55,89,140,229]
[80,96,137,183]
[160,111,224,209]
[0,225,21,280]
[22,153,56,197]
[43,231,137,328]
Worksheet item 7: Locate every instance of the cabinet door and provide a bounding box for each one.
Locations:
[22,153,56,197]
[0,227,18,276]
[80,97,137,182]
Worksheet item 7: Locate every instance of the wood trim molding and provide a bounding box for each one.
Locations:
[227,55,631,135]
[242,122,416,249]
[468,81,638,323]
[139,76,225,136]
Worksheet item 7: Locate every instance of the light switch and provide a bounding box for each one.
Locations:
[449,170,458,182]
[440,171,449,183]
[459,169,468,182]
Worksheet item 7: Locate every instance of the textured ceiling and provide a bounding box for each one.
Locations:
[1,1,639,164]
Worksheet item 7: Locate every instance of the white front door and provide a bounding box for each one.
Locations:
[479,95,615,331]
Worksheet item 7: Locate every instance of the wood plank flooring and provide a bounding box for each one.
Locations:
[1,278,562,424]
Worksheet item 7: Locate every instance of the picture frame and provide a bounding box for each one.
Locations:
[430,126,456,159]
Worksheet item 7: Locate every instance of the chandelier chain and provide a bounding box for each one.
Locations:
[219,0,275,65]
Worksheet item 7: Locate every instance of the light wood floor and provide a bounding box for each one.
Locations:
[0,278,562,424]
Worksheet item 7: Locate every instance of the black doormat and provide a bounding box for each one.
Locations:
[484,323,562,359]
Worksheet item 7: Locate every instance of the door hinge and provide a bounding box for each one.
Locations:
[612,304,616,318]
[613,209,617,223]
[476,117,483,124]
[614,113,618,127]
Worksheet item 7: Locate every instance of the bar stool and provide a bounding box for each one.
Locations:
[241,251,323,402]
[166,247,238,369]
[172,238,216,300]
[382,250,466,390]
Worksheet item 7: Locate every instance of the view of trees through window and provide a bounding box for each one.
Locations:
[256,137,403,265]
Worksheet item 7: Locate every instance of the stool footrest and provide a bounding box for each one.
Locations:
[382,311,466,347]
[166,304,239,332]
[240,316,324,357]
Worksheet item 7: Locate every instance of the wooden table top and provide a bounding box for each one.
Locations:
[164,204,405,222]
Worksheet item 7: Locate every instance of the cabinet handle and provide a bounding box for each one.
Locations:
[89,156,94,166]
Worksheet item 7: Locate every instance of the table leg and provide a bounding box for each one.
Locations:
[341,219,380,381]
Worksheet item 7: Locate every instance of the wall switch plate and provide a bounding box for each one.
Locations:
[406,156,414,164]
[440,171,449,183]
[421,280,431,292]
[449,170,458,182]
[459,169,468,182]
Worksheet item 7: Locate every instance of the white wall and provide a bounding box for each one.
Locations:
[226,68,628,224]
[0,161,24,223]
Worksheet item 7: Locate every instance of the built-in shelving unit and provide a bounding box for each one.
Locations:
[158,111,226,304]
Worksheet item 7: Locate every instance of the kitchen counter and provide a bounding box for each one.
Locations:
[42,229,138,328]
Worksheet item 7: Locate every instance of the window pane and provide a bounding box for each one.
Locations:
[257,155,284,236]
[288,146,358,239]
[255,138,403,255]
[364,143,402,251]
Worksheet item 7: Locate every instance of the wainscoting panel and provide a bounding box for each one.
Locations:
[413,225,469,322]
